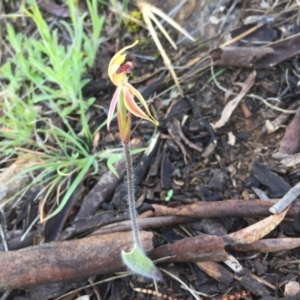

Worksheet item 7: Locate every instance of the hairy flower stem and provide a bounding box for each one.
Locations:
[122,140,141,248]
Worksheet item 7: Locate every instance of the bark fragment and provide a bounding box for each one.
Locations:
[0,231,228,291]
[0,231,153,291]
[152,200,299,218]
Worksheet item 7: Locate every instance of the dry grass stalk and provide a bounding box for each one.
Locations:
[136,0,195,96]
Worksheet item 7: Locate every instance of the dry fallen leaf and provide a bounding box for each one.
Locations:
[214,70,256,129]
[225,208,288,246]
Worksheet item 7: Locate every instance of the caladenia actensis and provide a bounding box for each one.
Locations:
[107,40,162,281]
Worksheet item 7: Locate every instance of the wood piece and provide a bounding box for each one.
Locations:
[74,162,124,220]
[230,238,300,253]
[251,161,291,198]
[60,212,127,240]
[270,181,300,214]
[94,215,192,235]
[150,234,227,263]
[235,272,270,297]
[196,261,233,285]
[152,200,300,218]
[0,231,227,291]
[0,231,153,291]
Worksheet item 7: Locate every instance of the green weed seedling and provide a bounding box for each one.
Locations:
[165,189,173,202]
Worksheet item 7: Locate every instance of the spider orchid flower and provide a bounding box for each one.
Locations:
[107,40,159,142]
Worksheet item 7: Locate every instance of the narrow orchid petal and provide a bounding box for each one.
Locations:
[123,88,157,125]
[107,87,121,131]
[108,40,139,86]
[126,83,159,126]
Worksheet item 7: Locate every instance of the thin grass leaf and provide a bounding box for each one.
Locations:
[41,155,95,222]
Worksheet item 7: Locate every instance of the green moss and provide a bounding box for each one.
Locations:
[125,10,143,33]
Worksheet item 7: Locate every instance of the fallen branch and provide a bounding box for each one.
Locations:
[0,231,227,291]
[0,231,152,291]
[1,214,299,293]
[150,234,227,263]
[94,215,192,235]
[270,181,300,214]
[152,200,300,218]
[230,238,300,253]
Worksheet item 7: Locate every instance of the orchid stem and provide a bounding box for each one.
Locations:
[122,140,141,248]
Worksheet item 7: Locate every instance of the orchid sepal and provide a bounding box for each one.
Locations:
[107,86,121,131]
[123,87,158,126]
[126,83,159,126]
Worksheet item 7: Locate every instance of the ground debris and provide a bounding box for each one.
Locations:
[251,162,291,198]
[2,0,300,299]
[278,107,300,155]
